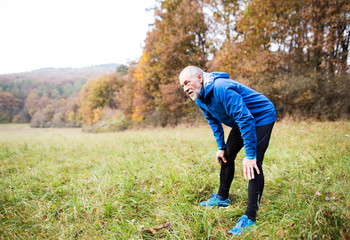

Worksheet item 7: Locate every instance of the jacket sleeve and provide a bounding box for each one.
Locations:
[196,101,226,150]
[219,86,257,159]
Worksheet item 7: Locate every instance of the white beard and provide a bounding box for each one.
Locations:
[190,80,202,101]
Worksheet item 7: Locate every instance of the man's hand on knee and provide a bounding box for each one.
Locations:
[216,150,227,166]
[243,158,260,180]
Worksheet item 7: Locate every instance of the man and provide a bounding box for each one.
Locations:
[179,66,276,235]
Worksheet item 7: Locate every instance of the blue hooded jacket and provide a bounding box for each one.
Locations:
[195,72,276,159]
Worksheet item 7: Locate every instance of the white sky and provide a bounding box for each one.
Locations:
[0,0,156,74]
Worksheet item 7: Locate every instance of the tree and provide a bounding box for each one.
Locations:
[116,64,128,76]
[88,74,121,110]
[0,91,21,122]
[79,73,124,124]
[205,0,242,44]
[159,81,190,126]
[79,78,96,124]
[136,0,210,125]
[236,0,350,75]
[131,52,152,121]
[209,0,350,119]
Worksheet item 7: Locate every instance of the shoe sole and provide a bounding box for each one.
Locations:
[200,205,230,208]
[218,205,230,209]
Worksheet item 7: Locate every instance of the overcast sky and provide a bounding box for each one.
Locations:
[0,0,156,74]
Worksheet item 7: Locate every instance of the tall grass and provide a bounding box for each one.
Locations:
[0,122,349,239]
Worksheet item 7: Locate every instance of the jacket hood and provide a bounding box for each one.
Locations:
[200,72,230,98]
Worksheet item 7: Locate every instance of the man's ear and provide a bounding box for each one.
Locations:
[198,73,203,84]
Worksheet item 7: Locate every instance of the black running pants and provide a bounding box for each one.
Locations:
[217,122,275,222]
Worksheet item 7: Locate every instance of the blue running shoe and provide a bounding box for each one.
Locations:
[199,194,230,207]
[228,215,255,235]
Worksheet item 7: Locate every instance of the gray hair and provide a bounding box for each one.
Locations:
[179,66,204,81]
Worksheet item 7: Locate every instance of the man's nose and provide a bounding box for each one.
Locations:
[184,85,189,92]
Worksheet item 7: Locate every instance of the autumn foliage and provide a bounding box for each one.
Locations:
[0,0,349,127]
[0,92,21,122]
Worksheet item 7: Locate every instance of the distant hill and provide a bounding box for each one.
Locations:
[0,63,125,124]
[0,63,119,83]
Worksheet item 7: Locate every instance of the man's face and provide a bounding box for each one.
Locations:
[180,73,203,101]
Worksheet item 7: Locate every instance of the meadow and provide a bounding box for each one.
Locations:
[0,122,349,239]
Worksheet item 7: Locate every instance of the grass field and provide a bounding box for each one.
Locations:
[0,122,349,239]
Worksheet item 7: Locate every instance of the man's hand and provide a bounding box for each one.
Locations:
[243,158,260,180]
[216,150,227,166]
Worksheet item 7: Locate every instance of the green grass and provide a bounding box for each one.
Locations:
[0,122,349,239]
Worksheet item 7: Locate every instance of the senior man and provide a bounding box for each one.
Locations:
[179,66,276,235]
